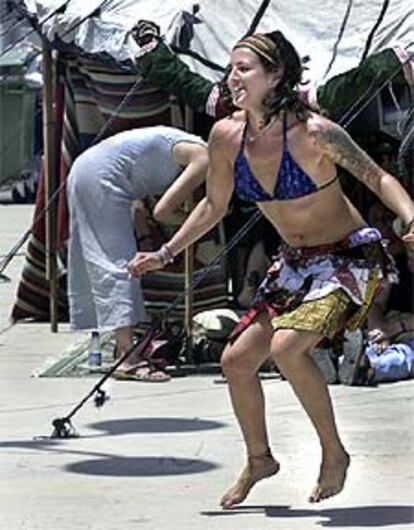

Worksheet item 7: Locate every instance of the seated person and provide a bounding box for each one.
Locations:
[339,202,414,385]
[358,249,414,385]
[360,335,414,385]
[67,125,208,380]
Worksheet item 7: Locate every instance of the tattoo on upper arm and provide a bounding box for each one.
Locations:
[315,124,382,189]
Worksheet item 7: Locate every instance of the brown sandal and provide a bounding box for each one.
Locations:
[114,360,170,382]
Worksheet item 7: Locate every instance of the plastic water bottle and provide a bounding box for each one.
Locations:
[88,331,102,367]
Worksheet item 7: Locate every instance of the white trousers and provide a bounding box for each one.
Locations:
[67,154,147,331]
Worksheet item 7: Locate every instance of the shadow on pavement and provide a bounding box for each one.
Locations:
[0,439,72,450]
[88,417,226,435]
[201,504,414,527]
[66,455,219,477]
[0,439,220,477]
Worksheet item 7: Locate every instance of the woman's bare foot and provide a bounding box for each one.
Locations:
[309,450,350,503]
[220,451,280,509]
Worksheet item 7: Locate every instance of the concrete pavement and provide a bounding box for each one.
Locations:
[1,205,414,530]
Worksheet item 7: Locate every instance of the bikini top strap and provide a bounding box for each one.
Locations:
[240,120,248,150]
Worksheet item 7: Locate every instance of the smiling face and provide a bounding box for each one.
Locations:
[227,47,282,112]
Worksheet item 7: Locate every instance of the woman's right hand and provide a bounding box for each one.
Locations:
[127,251,164,277]
[131,20,161,47]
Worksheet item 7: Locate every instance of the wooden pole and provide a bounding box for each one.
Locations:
[169,100,195,362]
[183,106,194,362]
[42,41,58,332]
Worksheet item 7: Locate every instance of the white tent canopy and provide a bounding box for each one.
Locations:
[18,0,414,84]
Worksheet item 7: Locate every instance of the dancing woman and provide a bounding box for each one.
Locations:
[127,32,414,503]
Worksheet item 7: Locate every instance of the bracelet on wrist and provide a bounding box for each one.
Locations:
[156,244,175,265]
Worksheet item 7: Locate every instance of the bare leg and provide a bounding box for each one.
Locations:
[220,313,280,509]
[114,326,138,370]
[271,329,350,503]
[113,325,170,382]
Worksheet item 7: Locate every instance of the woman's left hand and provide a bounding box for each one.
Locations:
[127,251,164,277]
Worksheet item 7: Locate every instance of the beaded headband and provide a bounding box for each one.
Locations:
[233,34,279,66]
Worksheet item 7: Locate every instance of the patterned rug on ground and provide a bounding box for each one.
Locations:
[30,329,224,378]
[32,309,239,378]
[32,332,117,378]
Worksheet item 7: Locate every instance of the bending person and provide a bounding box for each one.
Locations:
[127,32,414,505]
[67,125,208,378]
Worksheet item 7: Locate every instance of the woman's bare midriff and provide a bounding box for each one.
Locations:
[258,183,367,247]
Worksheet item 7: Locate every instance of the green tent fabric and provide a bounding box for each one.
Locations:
[316,49,409,120]
[137,41,213,112]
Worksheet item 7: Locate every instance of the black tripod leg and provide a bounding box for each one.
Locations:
[49,325,161,438]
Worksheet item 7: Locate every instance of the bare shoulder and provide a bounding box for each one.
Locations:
[306,113,385,187]
[306,113,344,142]
[306,112,363,158]
[173,141,207,167]
[287,113,338,157]
[209,113,244,155]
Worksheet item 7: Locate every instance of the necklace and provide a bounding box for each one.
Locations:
[246,116,277,143]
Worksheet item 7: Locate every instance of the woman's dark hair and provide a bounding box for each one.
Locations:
[218,30,315,123]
